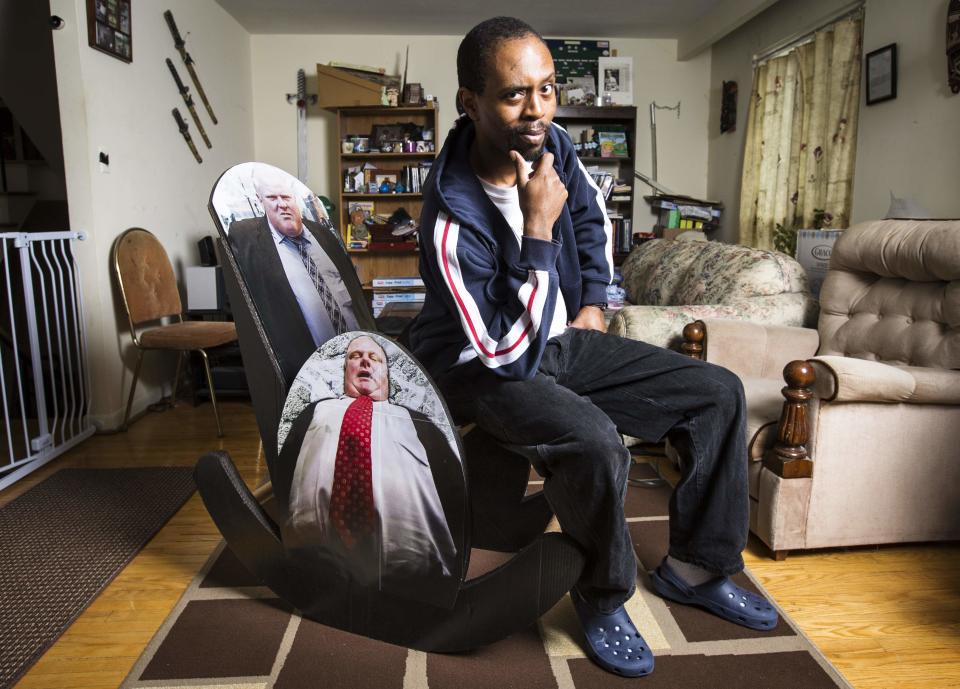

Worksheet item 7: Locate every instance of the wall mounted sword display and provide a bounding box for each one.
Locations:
[167,58,211,148]
[164,10,218,125]
[285,69,318,184]
[172,108,202,163]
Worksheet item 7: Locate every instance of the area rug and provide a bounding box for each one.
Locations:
[120,465,851,689]
[0,467,196,689]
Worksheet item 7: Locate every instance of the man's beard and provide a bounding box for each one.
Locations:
[505,121,550,161]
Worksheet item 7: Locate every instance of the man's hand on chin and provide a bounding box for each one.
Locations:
[569,305,607,333]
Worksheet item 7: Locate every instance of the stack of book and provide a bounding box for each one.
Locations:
[588,169,616,198]
[400,162,432,193]
[370,276,425,318]
[644,194,724,237]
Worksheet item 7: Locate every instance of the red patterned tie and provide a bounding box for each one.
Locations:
[329,395,375,549]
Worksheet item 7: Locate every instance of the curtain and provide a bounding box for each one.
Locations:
[738,14,863,249]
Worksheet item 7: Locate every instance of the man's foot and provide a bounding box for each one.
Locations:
[650,557,778,631]
[570,588,655,677]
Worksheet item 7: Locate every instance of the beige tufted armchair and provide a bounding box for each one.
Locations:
[680,219,960,559]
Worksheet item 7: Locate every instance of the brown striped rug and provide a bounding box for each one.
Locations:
[121,464,851,689]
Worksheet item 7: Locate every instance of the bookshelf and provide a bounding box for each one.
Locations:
[332,105,438,294]
[553,105,638,261]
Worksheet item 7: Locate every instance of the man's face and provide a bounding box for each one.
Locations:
[258,180,302,238]
[460,35,557,162]
[344,336,388,401]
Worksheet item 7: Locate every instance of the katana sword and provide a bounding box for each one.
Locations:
[172,108,202,163]
[164,10,218,125]
[286,69,317,184]
[166,58,211,148]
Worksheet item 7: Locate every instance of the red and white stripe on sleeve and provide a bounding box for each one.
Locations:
[434,211,549,369]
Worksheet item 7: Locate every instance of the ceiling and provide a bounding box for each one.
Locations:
[214,0,726,38]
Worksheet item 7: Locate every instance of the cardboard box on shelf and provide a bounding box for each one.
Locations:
[316,64,384,108]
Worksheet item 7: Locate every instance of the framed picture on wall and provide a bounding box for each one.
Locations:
[87,0,132,63]
[598,56,634,105]
[865,43,896,105]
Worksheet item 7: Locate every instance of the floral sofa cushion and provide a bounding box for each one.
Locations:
[621,239,811,306]
[609,239,818,350]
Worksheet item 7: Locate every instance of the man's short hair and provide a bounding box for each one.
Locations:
[457,16,545,95]
[251,165,295,198]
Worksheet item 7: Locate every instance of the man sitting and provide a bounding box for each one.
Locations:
[409,16,778,678]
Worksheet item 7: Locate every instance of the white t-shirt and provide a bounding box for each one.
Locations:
[477,176,569,341]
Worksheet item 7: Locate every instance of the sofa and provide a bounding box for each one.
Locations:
[678,219,960,557]
[608,237,818,349]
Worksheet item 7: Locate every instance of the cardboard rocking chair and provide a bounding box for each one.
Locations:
[194,162,584,652]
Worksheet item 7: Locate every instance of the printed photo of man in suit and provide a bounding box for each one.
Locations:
[226,166,370,383]
[281,334,464,608]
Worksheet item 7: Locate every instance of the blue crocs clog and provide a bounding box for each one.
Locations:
[570,588,655,677]
[650,557,778,631]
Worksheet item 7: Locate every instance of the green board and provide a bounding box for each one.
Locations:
[545,39,611,83]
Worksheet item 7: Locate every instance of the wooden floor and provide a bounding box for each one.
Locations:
[5,400,960,689]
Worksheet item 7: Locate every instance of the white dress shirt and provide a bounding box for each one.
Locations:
[284,397,457,581]
[269,222,359,346]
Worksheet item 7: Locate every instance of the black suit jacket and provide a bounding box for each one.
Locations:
[227,216,374,385]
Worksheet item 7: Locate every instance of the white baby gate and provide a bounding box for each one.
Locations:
[0,231,94,490]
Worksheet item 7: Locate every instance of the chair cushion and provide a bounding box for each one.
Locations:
[115,228,182,324]
[904,365,960,404]
[140,321,237,350]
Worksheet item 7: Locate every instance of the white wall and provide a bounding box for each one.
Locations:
[50,0,254,428]
[249,35,710,230]
[851,0,960,222]
[51,18,710,426]
[708,0,960,242]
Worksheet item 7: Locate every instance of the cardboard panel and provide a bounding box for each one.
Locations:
[316,64,383,108]
[209,162,375,385]
[277,332,467,609]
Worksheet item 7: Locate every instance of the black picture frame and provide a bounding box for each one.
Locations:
[87,0,132,63]
[720,80,737,134]
[865,43,896,105]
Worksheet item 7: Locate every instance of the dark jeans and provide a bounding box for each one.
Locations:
[437,328,749,613]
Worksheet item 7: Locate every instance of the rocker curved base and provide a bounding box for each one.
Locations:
[195,451,584,652]
[461,427,554,552]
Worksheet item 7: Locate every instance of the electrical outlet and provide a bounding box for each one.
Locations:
[98,149,110,173]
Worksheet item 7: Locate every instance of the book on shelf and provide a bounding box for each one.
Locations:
[610,217,635,255]
[371,291,426,304]
[399,162,432,193]
[586,169,616,199]
[597,128,629,158]
[371,277,424,288]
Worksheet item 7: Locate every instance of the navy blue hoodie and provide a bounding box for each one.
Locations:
[409,117,613,381]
